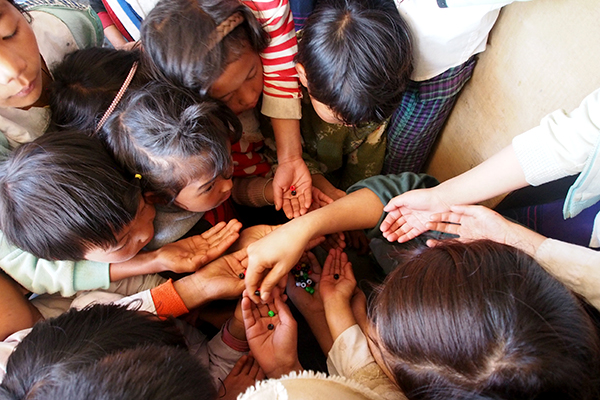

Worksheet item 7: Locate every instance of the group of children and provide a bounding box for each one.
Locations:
[0,0,599,398]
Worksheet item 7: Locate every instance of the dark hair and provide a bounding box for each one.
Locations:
[101,81,241,205]
[140,0,269,94]
[0,131,142,260]
[49,47,145,131]
[0,304,211,400]
[29,345,217,400]
[370,240,600,400]
[297,0,413,125]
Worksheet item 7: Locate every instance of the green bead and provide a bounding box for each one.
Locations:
[268,310,275,317]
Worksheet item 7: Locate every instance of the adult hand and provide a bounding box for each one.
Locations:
[425,205,545,255]
[273,158,312,219]
[233,224,279,251]
[245,222,312,303]
[380,188,450,243]
[241,287,302,378]
[155,219,242,273]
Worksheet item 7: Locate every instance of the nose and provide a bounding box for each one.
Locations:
[221,177,233,193]
[0,50,27,86]
[238,85,259,108]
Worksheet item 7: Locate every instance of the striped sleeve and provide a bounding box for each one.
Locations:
[244,0,302,119]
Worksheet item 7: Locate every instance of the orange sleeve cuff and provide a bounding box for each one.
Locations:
[150,279,189,318]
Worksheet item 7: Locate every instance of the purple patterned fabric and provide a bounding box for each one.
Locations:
[382,55,478,174]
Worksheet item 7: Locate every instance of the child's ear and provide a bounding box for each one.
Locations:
[143,191,163,205]
[295,63,309,88]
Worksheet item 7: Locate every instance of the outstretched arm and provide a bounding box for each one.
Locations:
[246,187,383,303]
[381,145,528,242]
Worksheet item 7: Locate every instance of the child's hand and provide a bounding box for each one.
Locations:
[189,248,248,301]
[241,287,302,378]
[232,224,279,251]
[307,186,334,212]
[273,158,312,219]
[319,248,356,305]
[381,188,450,243]
[285,252,324,316]
[156,219,242,273]
[218,355,265,400]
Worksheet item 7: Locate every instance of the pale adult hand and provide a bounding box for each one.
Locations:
[245,222,312,303]
[381,188,450,243]
[233,224,279,251]
[219,355,265,400]
[155,219,242,273]
[273,158,312,219]
[241,287,302,378]
[425,205,545,255]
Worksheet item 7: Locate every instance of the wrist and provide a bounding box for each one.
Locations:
[267,360,303,379]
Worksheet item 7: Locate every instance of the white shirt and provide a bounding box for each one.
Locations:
[395,0,522,81]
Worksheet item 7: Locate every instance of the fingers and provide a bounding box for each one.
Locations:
[230,354,249,376]
[305,251,321,274]
[257,269,286,303]
[382,195,405,213]
[241,294,257,330]
[321,248,334,277]
[273,184,284,211]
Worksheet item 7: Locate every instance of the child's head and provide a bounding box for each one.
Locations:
[369,240,600,399]
[0,304,216,400]
[49,47,143,131]
[140,0,268,115]
[102,81,242,212]
[296,0,412,126]
[0,0,45,109]
[0,130,155,262]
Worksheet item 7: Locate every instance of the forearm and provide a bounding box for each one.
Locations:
[272,118,303,162]
[433,144,528,205]
[290,187,383,240]
[109,252,164,282]
[324,298,358,342]
[301,310,334,355]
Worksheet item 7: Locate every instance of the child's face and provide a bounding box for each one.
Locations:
[0,0,44,109]
[209,44,263,115]
[83,197,156,263]
[367,324,397,385]
[174,166,234,213]
[295,62,345,125]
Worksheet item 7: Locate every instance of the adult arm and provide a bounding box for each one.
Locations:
[427,205,600,310]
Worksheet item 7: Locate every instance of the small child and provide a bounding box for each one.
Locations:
[308,241,600,399]
[141,0,312,218]
[0,130,240,294]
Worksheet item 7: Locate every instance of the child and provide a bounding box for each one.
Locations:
[0,0,102,152]
[0,302,254,399]
[140,0,312,218]
[296,241,600,399]
[296,0,530,177]
[0,131,241,295]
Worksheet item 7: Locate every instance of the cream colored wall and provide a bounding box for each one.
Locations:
[425,0,600,206]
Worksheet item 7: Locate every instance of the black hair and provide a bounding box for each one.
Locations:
[370,240,600,399]
[0,304,216,400]
[101,81,241,205]
[140,0,269,94]
[29,345,218,400]
[0,131,142,260]
[297,0,413,125]
[49,47,144,131]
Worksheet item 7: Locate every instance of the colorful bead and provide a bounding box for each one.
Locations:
[254,290,260,296]
[268,310,275,317]
[238,272,245,279]
[334,274,340,280]
[267,323,274,330]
